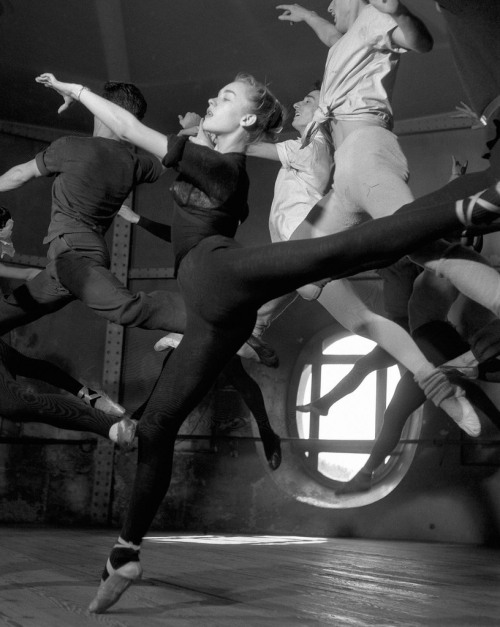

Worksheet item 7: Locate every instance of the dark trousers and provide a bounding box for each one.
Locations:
[0,231,186,335]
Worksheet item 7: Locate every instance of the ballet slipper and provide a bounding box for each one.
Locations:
[439,396,481,437]
[261,431,282,470]
[415,368,481,437]
[296,283,323,301]
[237,334,280,369]
[78,386,126,417]
[108,416,138,448]
[455,183,500,228]
[440,349,479,380]
[154,332,183,351]
[88,552,142,614]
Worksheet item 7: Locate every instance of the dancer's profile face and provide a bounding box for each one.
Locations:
[292,90,320,130]
[204,81,255,136]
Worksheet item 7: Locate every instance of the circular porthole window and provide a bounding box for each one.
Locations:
[285,326,423,507]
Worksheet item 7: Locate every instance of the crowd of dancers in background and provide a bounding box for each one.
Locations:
[0,0,499,614]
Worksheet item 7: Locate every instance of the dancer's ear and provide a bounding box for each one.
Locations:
[240,113,257,129]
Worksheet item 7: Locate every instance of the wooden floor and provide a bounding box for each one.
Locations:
[0,526,499,626]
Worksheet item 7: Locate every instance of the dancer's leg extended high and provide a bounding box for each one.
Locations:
[90,182,500,613]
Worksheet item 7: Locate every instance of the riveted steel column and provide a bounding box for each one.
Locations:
[90,213,132,524]
[89,0,133,523]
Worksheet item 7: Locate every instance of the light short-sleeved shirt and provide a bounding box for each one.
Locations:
[317,5,406,128]
[268,125,332,242]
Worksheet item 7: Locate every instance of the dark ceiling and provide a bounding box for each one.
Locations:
[0,0,467,136]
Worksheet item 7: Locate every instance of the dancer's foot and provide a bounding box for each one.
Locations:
[415,368,481,437]
[443,350,478,370]
[88,545,142,614]
[261,431,282,470]
[441,350,479,379]
[154,332,183,351]
[108,416,138,448]
[296,399,330,416]
[296,282,324,301]
[78,386,125,417]
[440,395,481,437]
[455,183,500,228]
[237,334,280,369]
[335,470,373,495]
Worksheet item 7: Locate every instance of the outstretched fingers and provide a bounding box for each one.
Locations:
[35,73,74,114]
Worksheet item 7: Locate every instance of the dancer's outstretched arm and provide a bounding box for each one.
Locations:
[0,160,42,192]
[118,205,172,243]
[276,4,341,47]
[36,74,169,160]
[247,142,280,160]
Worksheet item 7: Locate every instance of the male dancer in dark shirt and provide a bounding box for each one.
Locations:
[0,81,186,335]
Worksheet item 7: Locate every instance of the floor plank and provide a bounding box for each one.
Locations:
[0,526,498,626]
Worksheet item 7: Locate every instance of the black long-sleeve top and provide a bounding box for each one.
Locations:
[137,215,171,242]
[162,135,249,274]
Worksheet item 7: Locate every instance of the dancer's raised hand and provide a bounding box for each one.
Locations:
[276,4,313,23]
[35,72,77,114]
[178,112,202,129]
[190,119,215,149]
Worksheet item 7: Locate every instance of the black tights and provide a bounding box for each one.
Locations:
[0,339,114,438]
[120,180,500,544]
[222,355,280,465]
[9,348,82,395]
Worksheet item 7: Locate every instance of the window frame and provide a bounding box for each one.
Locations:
[287,325,423,502]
